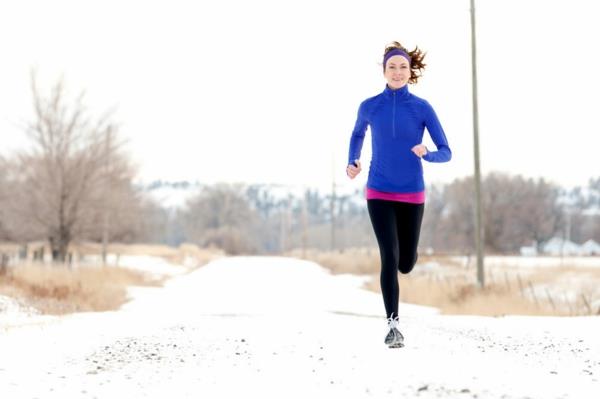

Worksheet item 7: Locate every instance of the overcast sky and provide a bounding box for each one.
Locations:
[1,0,598,191]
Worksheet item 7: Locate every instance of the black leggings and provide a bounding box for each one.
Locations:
[367,199,425,319]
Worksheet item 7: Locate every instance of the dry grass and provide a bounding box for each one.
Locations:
[0,262,158,314]
[290,248,599,317]
[364,274,560,316]
[286,248,468,276]
[0,243,224,315]
[518,264,600,280]
[172,243,225,267]
[74,242,224,269]
[286,248,380,275]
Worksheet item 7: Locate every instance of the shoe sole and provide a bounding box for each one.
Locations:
[388,342,404,349]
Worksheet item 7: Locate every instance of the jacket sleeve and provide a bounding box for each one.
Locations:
[348,101,369,166]
[421,101,452,163]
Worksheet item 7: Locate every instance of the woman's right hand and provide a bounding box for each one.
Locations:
[346,160,362,179]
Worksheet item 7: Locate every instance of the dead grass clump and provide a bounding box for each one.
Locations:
[171,243,225,267]
[299,249,600,316]
[76,242,179,258]
[287,248,380,275]
[418,254,466,269]
[75,242,223,270]
[0,263,158,315]
[363,273,568,316]
[290,249,467,276]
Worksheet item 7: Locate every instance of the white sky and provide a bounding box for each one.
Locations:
[1,0,598,191]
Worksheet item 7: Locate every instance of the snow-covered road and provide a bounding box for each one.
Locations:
[1,256,599,398]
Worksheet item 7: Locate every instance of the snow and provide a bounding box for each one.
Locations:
[0,295,42,322]
[452,255,600,268]
[77,254,189,279]
[582,240,600,256]
[519,245,538,256]
[543,237,585,256]
[107,254,188,277]
[583,206,600,216]
[1,255,599,398]
[144,183,204,209]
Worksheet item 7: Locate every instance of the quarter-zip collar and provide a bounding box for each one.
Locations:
[384,84,410,138]
[383,83,410,100]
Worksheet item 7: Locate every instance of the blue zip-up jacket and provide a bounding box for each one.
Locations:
[348,84,451,193]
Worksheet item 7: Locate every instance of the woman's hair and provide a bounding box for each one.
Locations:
[383,41,426,84]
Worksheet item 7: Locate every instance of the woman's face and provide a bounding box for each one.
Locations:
[384,55,410,89]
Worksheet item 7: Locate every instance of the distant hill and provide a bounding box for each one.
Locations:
[137,180,365,210]
[138,180,205,209]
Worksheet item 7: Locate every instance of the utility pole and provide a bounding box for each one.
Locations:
[330,152,336,251]
[280,200,287,254]
[101,126,112,266]
[301,191,308,258]
[470,0,485,287]
[565,209,572,243]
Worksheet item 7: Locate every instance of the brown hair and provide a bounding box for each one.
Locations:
[383,41,426,84]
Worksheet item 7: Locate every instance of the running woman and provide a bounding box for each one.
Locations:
[346,41,452,348]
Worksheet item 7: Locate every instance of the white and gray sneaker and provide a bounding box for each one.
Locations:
[384,315,404,348]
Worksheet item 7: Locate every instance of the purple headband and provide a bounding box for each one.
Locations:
[383,48,411,70]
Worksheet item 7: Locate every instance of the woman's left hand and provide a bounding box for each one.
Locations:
[411,144,428,158]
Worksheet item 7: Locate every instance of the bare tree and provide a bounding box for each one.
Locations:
[420,184,446,252]
[82,165,146,244]
[0,156,12,240]
[441,176,476,253]
[133,198,173,244]
[480,174,554,252]
[522,178,562,249]
[434,174,562,254]
[8,72,140,261]
[182,183,260,254]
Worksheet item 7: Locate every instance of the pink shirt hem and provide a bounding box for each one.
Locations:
[366,187,425,204]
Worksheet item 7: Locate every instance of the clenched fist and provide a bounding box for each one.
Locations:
[346,159,362,179]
